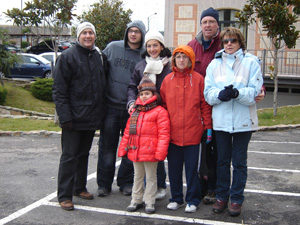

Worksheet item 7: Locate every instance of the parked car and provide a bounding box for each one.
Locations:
[7,53,52,79]
[58,41,73,50]
[26,40,63,54]
[39,52,61,65]
[0,44,22,54]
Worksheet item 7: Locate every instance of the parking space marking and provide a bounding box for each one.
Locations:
[248,166,300,173]
[0,192,57,225]
[43,201,242,225]
[250,140,300,144]
[245,189,300,197]
[249,150,300,155]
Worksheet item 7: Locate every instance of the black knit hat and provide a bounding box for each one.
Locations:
[138,76,157,92]
[201,7,219,24]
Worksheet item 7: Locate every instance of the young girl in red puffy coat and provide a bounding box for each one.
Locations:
[118,76,170,214]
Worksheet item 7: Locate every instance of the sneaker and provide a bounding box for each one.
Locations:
[145,204,155,214]
[97,187,110,197]
[122,186,132,196]
[213,199,228,213]
[185,204,197,213]
[156,187,167,200]
[167,202,184,210]
[229,202,241,217]
[203,192,216,204]
[127,202,143,212]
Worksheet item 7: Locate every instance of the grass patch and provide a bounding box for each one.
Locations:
[257,105,300,126]
[3,80,55,115]
[0,118,60,131]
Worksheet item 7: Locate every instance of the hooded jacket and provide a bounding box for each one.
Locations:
[118,95,170,162]
[204,48,263,133]
[103,20,146,110]
[188,30,221,77]
[160,45,212,146]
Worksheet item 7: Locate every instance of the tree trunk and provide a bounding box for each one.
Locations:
[273,48,279,116]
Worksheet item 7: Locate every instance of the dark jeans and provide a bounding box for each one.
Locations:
[57,129,95,202]
[167,143,202,206]
[214,131,252,205]
[97,107,167,191]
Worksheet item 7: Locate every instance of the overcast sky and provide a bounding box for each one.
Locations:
[0,0,165,31]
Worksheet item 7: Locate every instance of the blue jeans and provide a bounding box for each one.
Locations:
[167,143,202,206]
[214,131,252,205]
[58,129,95,202]
[97,107,167,190]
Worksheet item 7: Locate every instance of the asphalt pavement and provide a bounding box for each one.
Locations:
[0,128,299,225]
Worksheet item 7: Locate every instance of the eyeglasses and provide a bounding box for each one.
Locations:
[128,29,141,34]
[223,38,238,44]
[175,55,189,60]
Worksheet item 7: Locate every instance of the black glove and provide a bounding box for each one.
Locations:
[218,85,239,101]
[232,88,239,99]
[61,121,73,130]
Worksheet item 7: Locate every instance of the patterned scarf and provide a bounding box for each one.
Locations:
[126,101,158,151]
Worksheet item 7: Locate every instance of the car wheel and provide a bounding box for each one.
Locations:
[44,71,52,79]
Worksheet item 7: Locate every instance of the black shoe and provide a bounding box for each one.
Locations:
[97,187,110,197]
[122,186,132,196]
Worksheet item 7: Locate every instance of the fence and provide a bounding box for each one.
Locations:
[247,49,300,77]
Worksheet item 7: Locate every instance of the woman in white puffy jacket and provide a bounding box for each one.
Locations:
[204,27,263,217]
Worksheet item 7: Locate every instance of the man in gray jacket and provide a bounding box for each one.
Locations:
[97,20,146,197]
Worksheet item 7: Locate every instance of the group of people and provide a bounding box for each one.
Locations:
[52,7,264,217]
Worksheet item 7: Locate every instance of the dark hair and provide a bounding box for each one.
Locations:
[220,27,246,51]
[141,45,172,58]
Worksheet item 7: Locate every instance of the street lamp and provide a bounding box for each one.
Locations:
[147,12,157,31]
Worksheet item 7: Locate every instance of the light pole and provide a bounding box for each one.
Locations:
[147,12,157,31]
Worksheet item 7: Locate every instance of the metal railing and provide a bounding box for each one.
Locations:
[246,49,300,77]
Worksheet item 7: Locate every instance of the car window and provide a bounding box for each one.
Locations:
[22,55,39,64]
[42,55,53,62]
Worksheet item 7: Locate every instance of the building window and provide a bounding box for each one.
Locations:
[218,9,247,45]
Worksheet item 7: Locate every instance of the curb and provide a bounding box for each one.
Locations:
[0,126,299,137]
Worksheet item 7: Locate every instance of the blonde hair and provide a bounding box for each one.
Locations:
[220,27,246,51]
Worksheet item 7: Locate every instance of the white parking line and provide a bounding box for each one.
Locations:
[43,201,242,225]
[248,166,300,173]
[248,150,300,155]
[1,155,299,225]
[250,140,300,144]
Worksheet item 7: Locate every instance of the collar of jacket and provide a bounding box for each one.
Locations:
[135,95,157,106]
[173,67,191,78]
[195,30,220,47]
[75,42,96,54]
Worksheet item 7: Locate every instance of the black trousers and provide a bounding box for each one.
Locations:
[57,129,95,202]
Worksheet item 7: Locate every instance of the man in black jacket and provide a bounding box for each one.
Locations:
[52,22,107,211]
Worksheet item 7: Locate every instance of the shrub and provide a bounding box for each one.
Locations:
[0,85,8,105]
[30,78,54,102]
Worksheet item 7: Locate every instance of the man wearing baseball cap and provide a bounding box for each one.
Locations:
[53,21,107,211]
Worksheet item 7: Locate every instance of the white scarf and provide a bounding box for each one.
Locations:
[144,56,170,84]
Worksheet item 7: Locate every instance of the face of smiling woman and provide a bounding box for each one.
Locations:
[78,28,95,49]
[146,39,163,59]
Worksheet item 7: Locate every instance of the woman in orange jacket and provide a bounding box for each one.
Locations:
[160,45,212,213]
